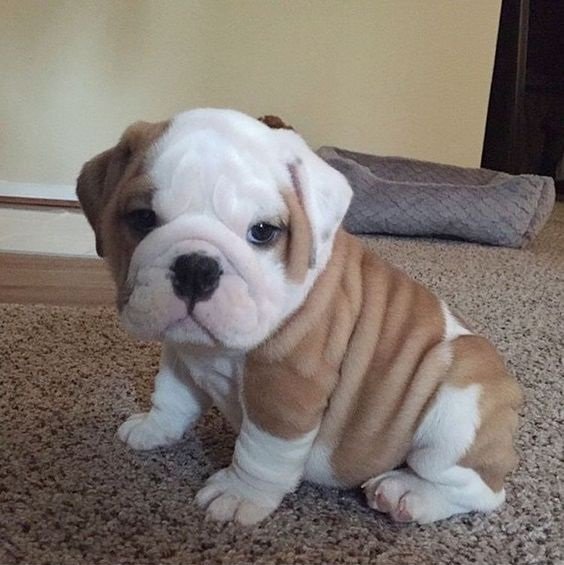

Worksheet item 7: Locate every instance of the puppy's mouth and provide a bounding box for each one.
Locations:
[164,307,219,345]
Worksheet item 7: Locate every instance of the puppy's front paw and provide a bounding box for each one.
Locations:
[195,468,281,525]
[117,412,182,450]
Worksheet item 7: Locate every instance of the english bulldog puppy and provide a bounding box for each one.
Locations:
[77,109,522,525]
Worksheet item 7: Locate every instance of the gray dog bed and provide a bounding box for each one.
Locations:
[318,147,555,248]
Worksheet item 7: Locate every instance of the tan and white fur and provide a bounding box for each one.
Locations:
[77,109,522,526]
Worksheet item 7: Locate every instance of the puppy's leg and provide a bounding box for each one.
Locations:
[364,384,496,523]
[195,351,333,525]
[196,414,318,525]
[365,340,521,523]
[364,466,505,524]
[118,344,211,450]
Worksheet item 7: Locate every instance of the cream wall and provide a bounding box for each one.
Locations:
[1,0,501,186]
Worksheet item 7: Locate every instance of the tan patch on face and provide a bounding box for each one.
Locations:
[76,120,170,303]
[281,190,314,283]
[99,173,155,301]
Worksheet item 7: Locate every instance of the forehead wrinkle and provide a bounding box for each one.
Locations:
[150,118,291,228]
[151,135,218,220]
[211,147,286,227]
[161,151,198,218]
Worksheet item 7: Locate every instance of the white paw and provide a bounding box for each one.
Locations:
[117,412,183,450]
[195,467,281,525]
[363,470,447,524]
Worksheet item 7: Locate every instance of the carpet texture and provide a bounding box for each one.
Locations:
[1,205,563,565]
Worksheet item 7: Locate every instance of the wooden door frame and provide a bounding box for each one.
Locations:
[481,0,530,174]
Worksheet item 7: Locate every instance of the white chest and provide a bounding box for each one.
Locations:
[177,349,244,431]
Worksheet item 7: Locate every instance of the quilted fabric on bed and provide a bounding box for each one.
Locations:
[318,146,555,248]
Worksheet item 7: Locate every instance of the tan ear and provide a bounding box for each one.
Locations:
[273,129,353,269]
[76,148,117,257]
[76,120,168,257]
[258,115,294,130]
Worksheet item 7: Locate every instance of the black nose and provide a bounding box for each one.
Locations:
[171,253,222,306]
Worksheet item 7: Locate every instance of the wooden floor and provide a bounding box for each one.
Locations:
[0,253,114,306]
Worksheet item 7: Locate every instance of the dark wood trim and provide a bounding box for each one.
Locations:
[0,253,114,306]
[0,196,80,209]
[481,0,530,173]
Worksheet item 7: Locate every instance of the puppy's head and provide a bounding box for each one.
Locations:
[77,109,352,350]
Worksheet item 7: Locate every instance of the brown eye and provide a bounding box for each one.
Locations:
[247,222,280,245]
[125,209,157,235]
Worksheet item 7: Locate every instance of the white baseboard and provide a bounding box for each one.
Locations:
[0,206,96,257]
[0,180,77,201]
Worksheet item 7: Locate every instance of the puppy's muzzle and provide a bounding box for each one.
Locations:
[171,253,223,310]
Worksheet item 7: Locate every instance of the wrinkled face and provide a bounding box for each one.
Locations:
[77,109,352,351]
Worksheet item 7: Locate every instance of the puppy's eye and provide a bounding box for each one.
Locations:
[125,209,157,234]
[247,222,281,245]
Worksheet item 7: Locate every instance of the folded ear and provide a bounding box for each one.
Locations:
[275,129,353,270]
[76,120,167,257]
[76,148,118,257]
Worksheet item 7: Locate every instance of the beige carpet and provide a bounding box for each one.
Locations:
[1,205,563,565]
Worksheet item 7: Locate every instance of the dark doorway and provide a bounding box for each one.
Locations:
[481,0,564,199]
